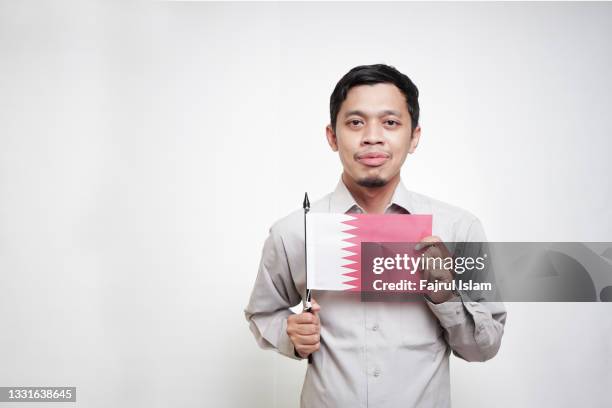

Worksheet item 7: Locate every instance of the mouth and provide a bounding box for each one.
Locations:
[356,152,390,167]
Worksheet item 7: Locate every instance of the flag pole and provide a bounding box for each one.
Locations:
[303,192,313,365]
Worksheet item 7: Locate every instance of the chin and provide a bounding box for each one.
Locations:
[356,177,388,188]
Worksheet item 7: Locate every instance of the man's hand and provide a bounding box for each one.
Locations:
[416,236,459,304]
[287,298,321,359]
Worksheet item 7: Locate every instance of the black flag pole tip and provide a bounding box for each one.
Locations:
[302,191,313,364]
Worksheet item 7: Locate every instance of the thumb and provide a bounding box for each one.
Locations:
[310,297,321,314]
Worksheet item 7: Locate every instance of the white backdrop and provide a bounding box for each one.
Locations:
[1,1,611,407]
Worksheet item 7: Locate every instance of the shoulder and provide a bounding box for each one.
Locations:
[406,190,485,241]
[268,192,333,239]
[408,190,478,222]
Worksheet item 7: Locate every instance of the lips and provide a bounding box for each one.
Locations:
[356,152,390,167]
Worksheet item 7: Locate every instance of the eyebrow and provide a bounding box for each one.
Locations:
[343,109,402,118]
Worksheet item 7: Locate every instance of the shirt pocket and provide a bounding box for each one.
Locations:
[392,301,447,353]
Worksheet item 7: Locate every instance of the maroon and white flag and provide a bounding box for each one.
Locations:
[306,213,432,292]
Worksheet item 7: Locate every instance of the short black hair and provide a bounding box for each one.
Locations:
[329,64,420,133]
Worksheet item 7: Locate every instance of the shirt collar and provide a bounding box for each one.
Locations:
[329,178,414,214]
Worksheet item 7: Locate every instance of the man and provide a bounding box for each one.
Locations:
[244,64,506,407]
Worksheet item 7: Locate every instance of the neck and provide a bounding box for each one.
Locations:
[342,172,400,214]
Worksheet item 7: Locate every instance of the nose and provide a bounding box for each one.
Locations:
[362,123,385,145]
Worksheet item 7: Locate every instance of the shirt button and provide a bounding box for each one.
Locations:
[455,309,461,315]
[373,369,381,377]
[372,324,379,331]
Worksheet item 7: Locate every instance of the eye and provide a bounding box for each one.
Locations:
[348,119,363,128]
[385,120,399,127]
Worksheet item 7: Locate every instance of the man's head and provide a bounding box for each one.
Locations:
[326,64,421,189]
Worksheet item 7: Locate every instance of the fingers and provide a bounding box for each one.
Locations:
[291,332,320,345]
[293,311,319,325]
[287,307,321,359]
[416,236,451,258]
[421,264,431,282]
[296,342,320,358]
[414,235,441,251]
[287,306,320,332]
[289,322,319,336]
[416,236,454,284]
[427,268,452,283]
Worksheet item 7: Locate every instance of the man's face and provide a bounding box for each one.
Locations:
[326,83,421,188]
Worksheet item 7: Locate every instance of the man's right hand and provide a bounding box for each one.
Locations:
[287,298,321,359]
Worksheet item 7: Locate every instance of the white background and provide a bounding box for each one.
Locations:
[1,1,611,407]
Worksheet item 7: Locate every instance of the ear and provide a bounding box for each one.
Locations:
[326,124,338,152]
[408,125,421,154]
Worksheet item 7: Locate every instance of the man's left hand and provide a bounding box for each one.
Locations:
[415,236,459,304]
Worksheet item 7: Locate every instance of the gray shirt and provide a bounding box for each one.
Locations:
[244,179,507,407]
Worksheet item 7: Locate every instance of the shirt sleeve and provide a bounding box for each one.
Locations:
[425,218,507,362]
[244,224,304,360]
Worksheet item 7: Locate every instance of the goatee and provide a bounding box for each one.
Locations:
[356,177,387,188]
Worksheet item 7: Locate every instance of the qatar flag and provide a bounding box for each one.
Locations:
[306,213,432,292]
